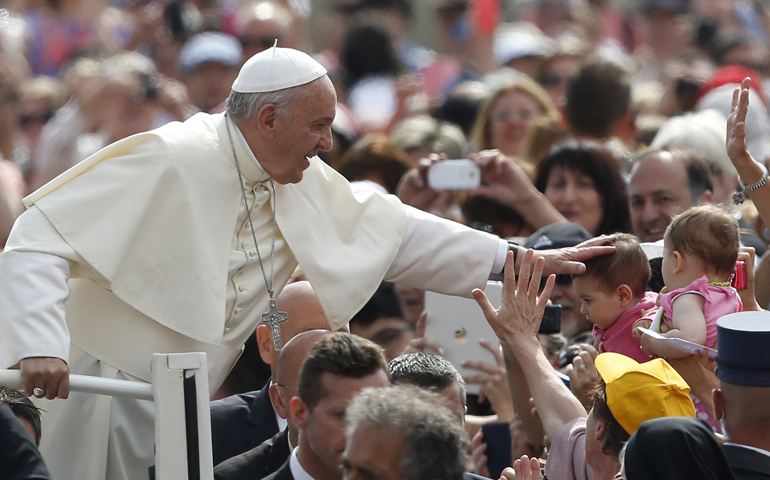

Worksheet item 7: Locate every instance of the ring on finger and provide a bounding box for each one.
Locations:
[575,364,587,372]
[33,387,45,397]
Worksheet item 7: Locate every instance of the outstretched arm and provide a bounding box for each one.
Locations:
[474,251,587,441]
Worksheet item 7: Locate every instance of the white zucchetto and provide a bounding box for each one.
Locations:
[232,45,327,93]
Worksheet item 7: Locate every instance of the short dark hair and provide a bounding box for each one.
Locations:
[350,282,405,328]
[0,386,42,445]
[535,140,632,235]
[389,352,466,407]
[579,233,650,299]
[297,332,389,411]
[346,386,469,480]
[338,135,414,194]
[665,204,740,277]
[565,59,631,138]
[589,380,630,459]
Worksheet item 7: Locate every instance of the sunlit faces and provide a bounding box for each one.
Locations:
[629,152,692,242]
[544,166,603,235]
[263,76,336,184]
[295,370,390,477]
[343,424,404,480]
[572,276,627,331]
[489,90,543,157]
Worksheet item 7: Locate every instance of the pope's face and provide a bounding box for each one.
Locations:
[266,76,336,184]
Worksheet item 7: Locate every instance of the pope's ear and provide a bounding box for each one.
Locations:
[256,103,278,138]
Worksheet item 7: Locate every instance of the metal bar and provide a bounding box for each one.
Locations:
[184,372,201,480]
[0,370,153,400]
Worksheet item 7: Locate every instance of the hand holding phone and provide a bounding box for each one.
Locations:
[427,159,481,190]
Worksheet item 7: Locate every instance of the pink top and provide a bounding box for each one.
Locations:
[593,291,658,364]
[545,417,592,480]
[659,275,743,348]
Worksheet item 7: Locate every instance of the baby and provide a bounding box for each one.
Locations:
[637,204,742,359]
[572,233,657,363]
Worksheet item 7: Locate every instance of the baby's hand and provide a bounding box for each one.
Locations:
[633,317,652,340]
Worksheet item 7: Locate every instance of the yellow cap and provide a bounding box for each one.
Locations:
[595,353,696,435]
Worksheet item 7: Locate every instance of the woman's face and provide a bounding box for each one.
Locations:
[488,90,542,157]
[544,165,604,235]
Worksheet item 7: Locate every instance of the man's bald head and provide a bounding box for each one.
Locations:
[258,281,331,376]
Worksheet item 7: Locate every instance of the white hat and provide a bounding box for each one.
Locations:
[232,45,327,93]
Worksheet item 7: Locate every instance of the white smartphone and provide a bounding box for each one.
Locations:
[427,159,481,190]
[424,281,503,394]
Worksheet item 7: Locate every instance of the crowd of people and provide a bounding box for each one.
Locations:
[3,0,770,479]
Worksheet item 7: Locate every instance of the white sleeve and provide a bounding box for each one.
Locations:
[0,251,71,367]
[0,206,97,368]
[385,205,504,297]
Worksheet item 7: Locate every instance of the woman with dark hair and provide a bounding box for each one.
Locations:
[535,140,632,236]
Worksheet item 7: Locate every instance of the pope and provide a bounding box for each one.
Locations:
[0,47,611,479]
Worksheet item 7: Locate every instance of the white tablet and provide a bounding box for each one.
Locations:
[424,281,503,394]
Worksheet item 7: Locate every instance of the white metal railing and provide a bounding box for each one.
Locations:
[0,352,214,480]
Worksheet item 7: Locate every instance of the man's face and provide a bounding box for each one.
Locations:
[350,317,414,361]
[629,152,693,242]
[343,424,404,480]
[549,278,592,338]
[300,370,390,476]
[438,381,466,426]
[185,62,239,112]
[262,76,336,184]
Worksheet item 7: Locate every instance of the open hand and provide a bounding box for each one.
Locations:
[727,77,754,166]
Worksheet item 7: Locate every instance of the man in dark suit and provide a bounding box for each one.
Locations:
[215,329,331,480]
[263,333,390,480]
[211,281,332,466]
[713,314,770,480]
[0,403,51,480]
[343,386,468,480]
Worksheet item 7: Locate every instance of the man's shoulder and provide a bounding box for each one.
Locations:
[214,429,290,480]
[211,389,262,413]
[721,443,770,480]
[261,457,293,480]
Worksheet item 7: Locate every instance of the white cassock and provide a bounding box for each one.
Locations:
[0,112,505,480]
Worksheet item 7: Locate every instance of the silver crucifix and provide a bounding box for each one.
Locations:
[262,298,289,350]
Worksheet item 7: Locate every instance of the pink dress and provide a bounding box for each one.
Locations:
[658,275,742,432]
[658,275,743,349]
[593,291,658,364]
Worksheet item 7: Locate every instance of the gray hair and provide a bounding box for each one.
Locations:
[226,86,306,122]
[346,386,468,480]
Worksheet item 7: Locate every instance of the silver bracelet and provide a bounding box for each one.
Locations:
[739,162,769,191]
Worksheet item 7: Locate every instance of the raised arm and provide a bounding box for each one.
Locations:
[474,251,587,441]
[727,77,770,226]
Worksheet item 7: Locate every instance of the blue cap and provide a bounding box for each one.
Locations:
[716,312,770,386]
[179,32,242,75]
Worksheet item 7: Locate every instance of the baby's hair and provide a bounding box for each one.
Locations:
[579,233,650,298]
[665,204,739,277]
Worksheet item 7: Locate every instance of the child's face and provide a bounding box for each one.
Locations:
[572,276,627,330]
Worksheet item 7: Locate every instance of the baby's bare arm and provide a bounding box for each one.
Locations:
[645,294,707,358]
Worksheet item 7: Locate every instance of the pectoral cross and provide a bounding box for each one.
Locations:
[262,298,289,350]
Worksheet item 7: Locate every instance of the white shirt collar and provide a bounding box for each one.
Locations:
[232,119,271,183]
[290,447,317,480]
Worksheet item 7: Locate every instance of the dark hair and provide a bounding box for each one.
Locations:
[0,386,42,445]
[462,196,529,238]
[338,135,414,194]
[580,233,650,299]
[534,140,632,235]
[565,58,631,138]
[389,352,466,407]
[351,282,405,328]
[589,380,630,459]
[435,81,489,137]
[297,332,389,411]
[665,204,740,276]
[341,25,403,89]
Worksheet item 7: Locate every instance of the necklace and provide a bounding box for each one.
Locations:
[225,114,288,350]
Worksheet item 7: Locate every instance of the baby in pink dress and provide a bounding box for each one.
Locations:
[635,205,742,431]
[636,205,742,358]
[572,234,658,364]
